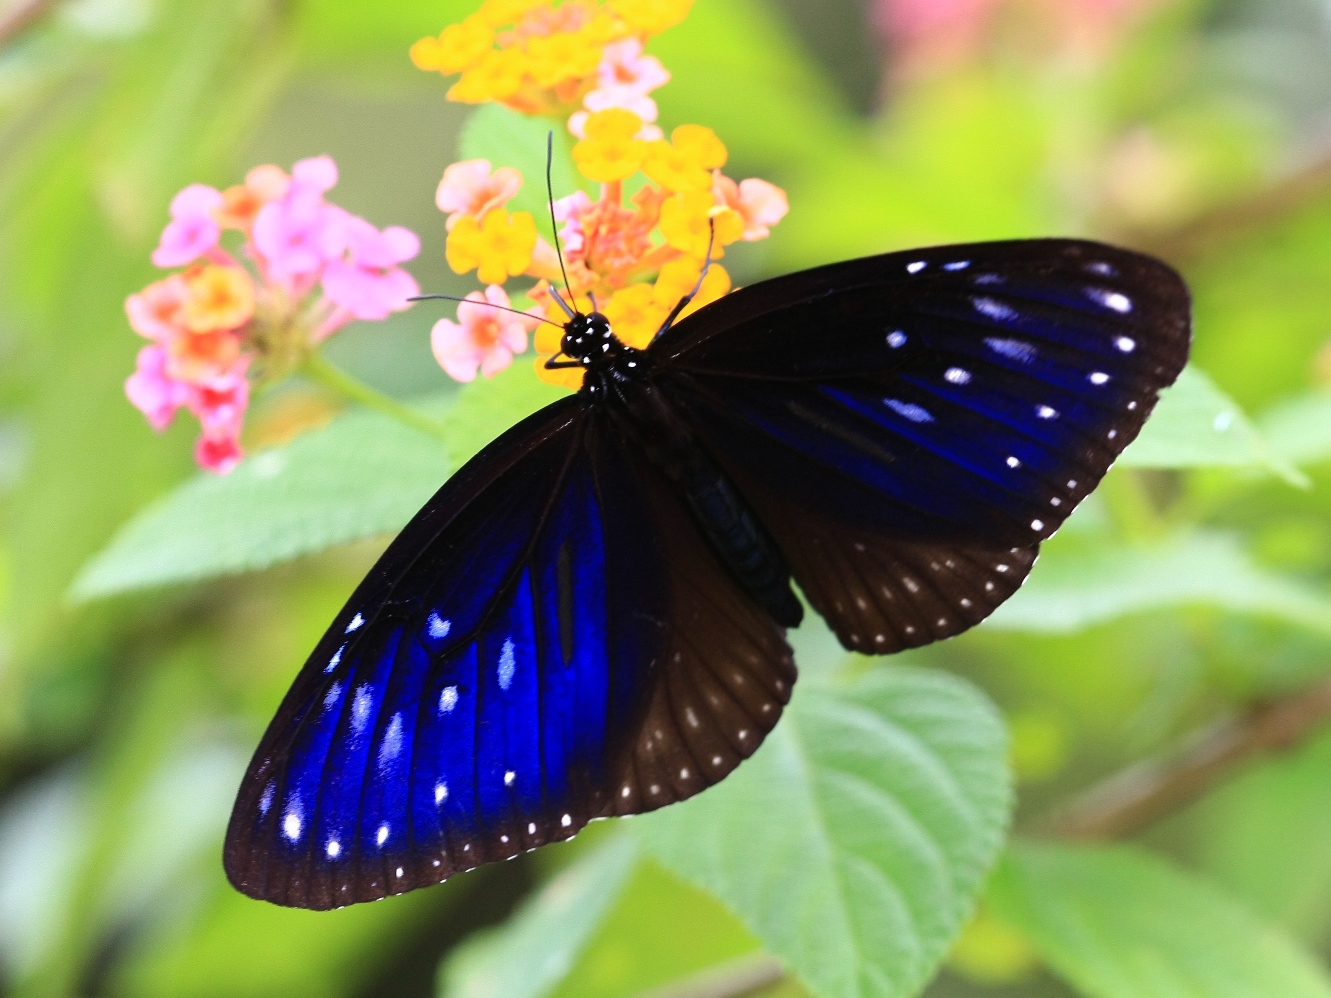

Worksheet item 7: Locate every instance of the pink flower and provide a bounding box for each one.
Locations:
[125,345,189,431]
[195,434,243,474]
[321,214,422,322]
[569,39,669,140]
[436,160,523,230]
[151,184,224,268]
[252,156,346,281]
[125,274,190,340]
[712,175,789,240]
[431,285,536,382]
[552,190,593,261]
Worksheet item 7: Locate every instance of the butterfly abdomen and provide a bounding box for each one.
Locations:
[612,381,803,628]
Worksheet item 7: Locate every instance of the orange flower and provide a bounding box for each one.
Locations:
[446,209,538,284]
[658,191,744,259]
[712,174,789,240]
[572,109,648,182]
[216,165,289,231]
[412,16,495,75]
[166,328,242,383]
[183,266,255,333]
[642,124,727,192]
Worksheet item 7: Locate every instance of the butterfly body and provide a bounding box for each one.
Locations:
[226,239,1190,908]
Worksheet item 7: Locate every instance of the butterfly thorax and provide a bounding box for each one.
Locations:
[563,312,648,393]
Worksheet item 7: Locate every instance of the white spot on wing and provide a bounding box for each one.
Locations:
[1089,371,1110,385]
[435,781,448,804]
[283,798,303,841]
[1036,405,1058,419]
[326,838,340,858]
[427,613,451,639]
[985,337,1037,363]
[325,645,344,674]
[324,682,342,710]
[439,685,459,714]
[498,639,516,690]
[1088,288,1132,313]
[885,398,934,423]
[1006,456,1021,468]
[973,297,1017,321]
[351,684,374,734]
[907,261,926,274]
[1032,519,1044,530]
[944,367,972,385]
[1114,336,1136,353]
[378,712,403,767]
[377,823,389,847]
[346,613,364,634]
[886,330,907,348]
[504,770,516,786]
[944,260,970,271]
[259,782,275,816]
[561,813,572,827]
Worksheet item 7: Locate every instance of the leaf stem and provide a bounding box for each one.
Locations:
[302,352,449,443]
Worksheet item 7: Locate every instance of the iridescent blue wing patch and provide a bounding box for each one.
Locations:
[224,401,793,908]
[656,239,1189,652]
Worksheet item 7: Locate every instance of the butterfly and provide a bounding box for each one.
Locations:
[224,237,1189,908]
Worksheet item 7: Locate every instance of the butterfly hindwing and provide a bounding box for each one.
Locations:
[225,399,794,908]
[655,239,1189,650]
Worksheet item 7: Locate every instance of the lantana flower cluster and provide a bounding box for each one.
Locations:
[419,0,788,390]
[125,157,420,472]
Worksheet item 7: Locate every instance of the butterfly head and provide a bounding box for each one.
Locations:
[560,311,618,366]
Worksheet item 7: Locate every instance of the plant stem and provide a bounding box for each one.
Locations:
[1036,671,1331,839]
[302,352,449,444]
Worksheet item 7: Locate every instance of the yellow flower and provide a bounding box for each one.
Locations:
[658,191,744,259]
[477,0,547,28]
[602,282,668,348]
[533,318,586,391]
[642,125,727,192]
[410,17,495,75]
[446,209,538,284]
[448,47,527,103]
[572,109,649,182]
[653,257,731,322]
[525,31,603,88]
[183,265,255,332]
[610,0,694,35]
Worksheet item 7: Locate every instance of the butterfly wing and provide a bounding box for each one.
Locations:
[652,239,1190,652]
[224,398,793,909]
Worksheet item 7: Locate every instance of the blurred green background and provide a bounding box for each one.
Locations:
[5,0,1331,996]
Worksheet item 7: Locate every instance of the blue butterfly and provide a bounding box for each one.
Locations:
[225,238,1189,908]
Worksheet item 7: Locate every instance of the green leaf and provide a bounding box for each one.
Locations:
[989,842,1331,998]
[986,530,1331,636]
[634,667,1012,998]
[458,105,585,223]
[1120,366,1306,485]
[440,835,638,998]
[1258,390,1331,467]
[70,409,448,601]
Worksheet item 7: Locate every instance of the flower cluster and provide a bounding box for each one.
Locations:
[125,157,420,472]
[411,0,688,128]
[420,3,787,390]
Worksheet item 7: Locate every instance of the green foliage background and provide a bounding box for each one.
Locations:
[4,0,1331,996]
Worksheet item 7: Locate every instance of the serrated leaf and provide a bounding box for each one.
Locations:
[1121,366,1305,485]
[634,667,1012,998]
[986,530,1331,636]
[440,835,638,998]
[989,842,1331,998]
[458,105,585,223]
[70,409,448,601]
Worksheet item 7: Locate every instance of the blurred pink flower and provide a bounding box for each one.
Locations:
[125,345,189,431]
[568,39,669,140]
[187,362,250,439]
[151,184,224,268]
[125,274,190,340]
[194,434,243,475]
[321,215,422,322]
[436,160,523,230]
[712,175,789,241]
[431,284,536,382]
[552,190,593,261]
[252,156,346,281]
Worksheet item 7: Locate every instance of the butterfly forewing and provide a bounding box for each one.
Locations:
[656,239,1189,650]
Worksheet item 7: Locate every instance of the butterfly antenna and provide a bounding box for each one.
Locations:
[653,218,717,340]
[409,293,563,328]
[545,131,578,320]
